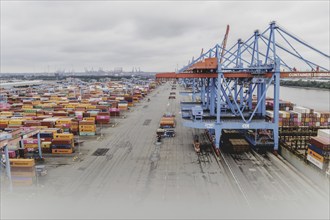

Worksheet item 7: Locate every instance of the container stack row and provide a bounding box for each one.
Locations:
[0,80,158,133]
[9,159,36,187]
[0,79,158,156]
[266,99,294,111]
[266,106,330,127]
[221,130,250,153]
[79,119,96,136]
[307,129,330,170]
[52,133,75,154]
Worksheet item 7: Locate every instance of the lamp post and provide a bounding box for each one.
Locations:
[77,135,81,155]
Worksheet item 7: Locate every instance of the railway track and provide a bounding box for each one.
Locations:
[197,131,251,208]
[196,133,211,166]
[198,129,328,212]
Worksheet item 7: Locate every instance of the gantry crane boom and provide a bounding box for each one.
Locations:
[220,25,230,64]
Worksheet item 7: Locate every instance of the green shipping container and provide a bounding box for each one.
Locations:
[79,132,96,136]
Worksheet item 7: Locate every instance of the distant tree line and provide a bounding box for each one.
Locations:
[280,79,330,90]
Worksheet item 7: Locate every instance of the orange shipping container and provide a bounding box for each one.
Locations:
[54,133,74,139]
[52,148,73,154]
[10,159,35,167]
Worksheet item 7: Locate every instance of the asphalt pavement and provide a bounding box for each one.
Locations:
[1,82,329,219]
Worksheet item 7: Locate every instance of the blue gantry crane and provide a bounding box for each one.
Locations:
[156,21,330,155]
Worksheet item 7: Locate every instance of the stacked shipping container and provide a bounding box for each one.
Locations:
[51,133,74,154]
[221,130,250,153]
[79,119,96,136]
[266,106,330,127]
[307,129,330,170]
[9,159,35,186]
[1,80,157,156]
[160,117,175,128]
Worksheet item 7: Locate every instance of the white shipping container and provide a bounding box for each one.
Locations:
[90,98,102,102]
[293,106,309,114]
[317,129,330,139]
[307,154,323,169]
[75,111,84,116]
[0,132,12,140]
[266,110,274,117]
[297,112,302,119]
[43,117,58,122]
[293,106,302,113]
[314,111,321,117]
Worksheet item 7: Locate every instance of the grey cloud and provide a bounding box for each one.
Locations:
[134,18,195,39]
[1,1,329,73]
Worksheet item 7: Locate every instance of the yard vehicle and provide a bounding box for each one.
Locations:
[193,135,200,153]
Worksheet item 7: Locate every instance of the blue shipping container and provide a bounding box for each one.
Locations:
[308,144,330,156]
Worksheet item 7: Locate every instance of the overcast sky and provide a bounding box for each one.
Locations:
[1,0,329,73]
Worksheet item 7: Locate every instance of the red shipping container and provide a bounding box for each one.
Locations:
[41,121,54,128]
[8,151,16,158]
[96,119,110,124]
[52,139,72,145]
[0,124,8,129]
[79,121,94,125]
[309,136,330,151]
[83,112,90,117]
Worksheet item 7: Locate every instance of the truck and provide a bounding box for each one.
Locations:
[156,129,175,138]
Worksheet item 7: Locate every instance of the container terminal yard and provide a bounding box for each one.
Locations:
[1,21,330,219]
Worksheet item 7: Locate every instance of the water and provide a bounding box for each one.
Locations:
[266,86,330,112]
